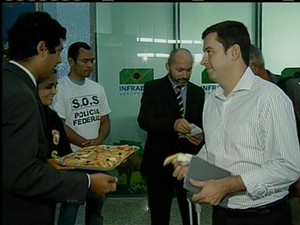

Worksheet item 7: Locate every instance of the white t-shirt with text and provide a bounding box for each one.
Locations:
[51,76,111,152]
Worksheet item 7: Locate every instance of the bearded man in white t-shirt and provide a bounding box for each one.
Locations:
[51,41,111,225]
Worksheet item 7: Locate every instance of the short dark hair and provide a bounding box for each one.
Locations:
[202,20,251,66]
[68,42,91,61]
[167,48,193,65]
[8,11,66,61]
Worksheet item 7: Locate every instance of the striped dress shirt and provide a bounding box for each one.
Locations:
[197,67,300,209]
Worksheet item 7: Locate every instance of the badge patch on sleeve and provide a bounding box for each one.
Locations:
[52,130,60,145]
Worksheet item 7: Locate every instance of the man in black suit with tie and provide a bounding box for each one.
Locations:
[2,12,117,225]
[138,48,205,225]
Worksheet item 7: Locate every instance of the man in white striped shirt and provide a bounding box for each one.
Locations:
[173,20,300,225]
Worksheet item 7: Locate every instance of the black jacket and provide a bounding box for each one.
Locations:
[44,106,72,158]
[137,75,205,175]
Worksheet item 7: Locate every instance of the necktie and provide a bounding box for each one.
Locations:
[176,86,184,117]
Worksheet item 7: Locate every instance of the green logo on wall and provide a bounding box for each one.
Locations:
[119,68,153,85]
[281,67,300,79]
[201,68,215,84]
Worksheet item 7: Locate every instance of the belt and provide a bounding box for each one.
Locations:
[214,196,288,216]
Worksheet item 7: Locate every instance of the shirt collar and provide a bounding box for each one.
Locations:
[215,67,256,100]
[9,60,37,87]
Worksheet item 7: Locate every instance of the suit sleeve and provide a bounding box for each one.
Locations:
[137,82,177,136]
[3,86,88,204]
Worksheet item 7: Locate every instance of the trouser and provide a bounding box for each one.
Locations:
[146,172,197,225]
[57,190,106,225]
[212,196,292,225]
[289,196,300,225]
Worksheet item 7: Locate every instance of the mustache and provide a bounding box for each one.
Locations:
[175,78,189,83]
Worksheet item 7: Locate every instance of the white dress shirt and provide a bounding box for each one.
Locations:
[197,67,300,209]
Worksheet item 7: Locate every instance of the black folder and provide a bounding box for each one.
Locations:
[184,156,231,193]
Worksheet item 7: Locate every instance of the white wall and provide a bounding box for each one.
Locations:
[179,3,255,85]
[262,3,300,75]
[43,3,91,79]
[96,3,174,144]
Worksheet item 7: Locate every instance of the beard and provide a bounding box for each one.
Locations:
[175,78,189,86]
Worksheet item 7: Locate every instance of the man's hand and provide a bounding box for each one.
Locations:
[174,118,191,135]
[90,173,117,196]
[189,176,246,205]
[174,119,203,146]
[186,134,203,146]
[47,159,75,171]
[82,139,102,147]
[173,163,189,180]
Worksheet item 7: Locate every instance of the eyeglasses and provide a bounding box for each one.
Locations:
[77,58,96,64]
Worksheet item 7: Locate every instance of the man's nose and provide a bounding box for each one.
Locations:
[200,54,207,66]
[51,87,57,94]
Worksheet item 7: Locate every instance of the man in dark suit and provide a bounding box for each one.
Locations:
[2,12,117,225]
[137,48,205,225]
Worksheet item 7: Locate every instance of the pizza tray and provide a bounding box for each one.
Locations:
[54,145,139,171]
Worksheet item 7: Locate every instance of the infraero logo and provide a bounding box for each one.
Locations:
[119,68,153,96]
[201,68,219,95]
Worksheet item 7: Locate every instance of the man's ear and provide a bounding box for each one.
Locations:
[165,62,170,71]
[230,44,241,61]
[68,57,74,66]
[37,41,47,56]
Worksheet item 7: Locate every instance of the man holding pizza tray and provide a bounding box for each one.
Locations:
[2,12,117,225]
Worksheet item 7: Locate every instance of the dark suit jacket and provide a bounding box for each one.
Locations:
[138,75,205,175]
[2,62,89,225]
